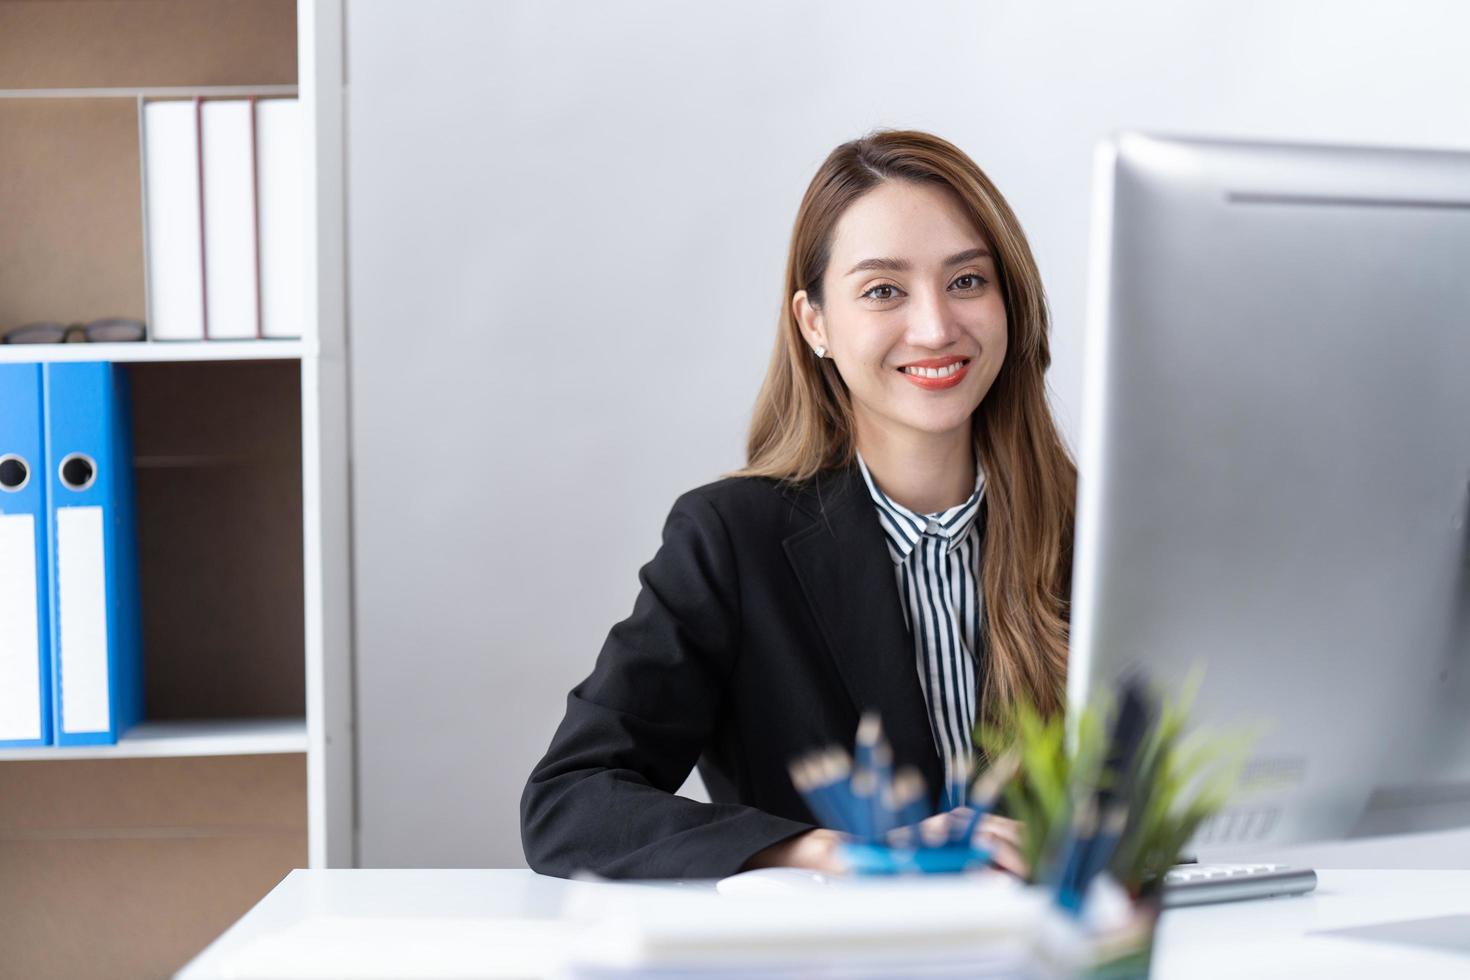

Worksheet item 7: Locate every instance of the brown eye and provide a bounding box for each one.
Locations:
[952,274,987,290]
[863,284,900,301]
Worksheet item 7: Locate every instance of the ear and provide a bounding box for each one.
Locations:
[792,290,827,354]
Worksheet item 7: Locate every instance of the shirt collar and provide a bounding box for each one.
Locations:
[855,450,986,562]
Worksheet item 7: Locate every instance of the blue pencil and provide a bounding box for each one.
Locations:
[1079,799,1131,888]
[1055,674,1154,911]
[853,713,883,842]
[890,766,931,831]
[822,749,859,837]
[789,756,844,830]
[849,765,877,842]
[1053,796,1101,913]
[957,746,1021,845]
[943,751,970,812]
[854,712,880,773]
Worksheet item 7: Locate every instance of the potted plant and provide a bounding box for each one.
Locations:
[977,670,1258,978]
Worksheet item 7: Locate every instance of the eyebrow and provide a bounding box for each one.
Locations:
[844,247,991,277]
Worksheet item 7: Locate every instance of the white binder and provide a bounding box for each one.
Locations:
[142,99,207,341]
[201,99,261,340]
[0,362,51,746]
[256,98,305,339]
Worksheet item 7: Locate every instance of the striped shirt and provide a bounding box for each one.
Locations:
[855,451,985,807]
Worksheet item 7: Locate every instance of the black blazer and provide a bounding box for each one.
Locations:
[521,462,981,879]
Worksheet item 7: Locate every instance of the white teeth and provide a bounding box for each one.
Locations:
[902,361,964,378]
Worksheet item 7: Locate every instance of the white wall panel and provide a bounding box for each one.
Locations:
[344,0,1470,867]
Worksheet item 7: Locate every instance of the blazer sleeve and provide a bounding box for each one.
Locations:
[520,488,814,879]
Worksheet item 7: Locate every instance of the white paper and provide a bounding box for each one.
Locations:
[562,874,1043,975]
[0,513,43,741]
[57,506,110,734]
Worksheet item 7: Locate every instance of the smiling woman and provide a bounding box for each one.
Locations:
[521,130,1076,881]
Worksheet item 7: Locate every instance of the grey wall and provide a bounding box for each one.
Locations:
[344,0,1470,867]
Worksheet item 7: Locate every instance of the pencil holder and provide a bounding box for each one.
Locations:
[838,839,991,875]
[788,712,1017,876]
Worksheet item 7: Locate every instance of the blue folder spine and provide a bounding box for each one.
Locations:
[0,363,54,747]
[43,362,144,746]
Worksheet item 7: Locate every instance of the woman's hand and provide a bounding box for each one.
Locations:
[742,814,1027,878]
[908,810,1030,879]
[742,828,847,874]
[972,813,1028,878]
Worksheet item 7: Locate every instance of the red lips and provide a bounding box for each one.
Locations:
[898,356,971,390]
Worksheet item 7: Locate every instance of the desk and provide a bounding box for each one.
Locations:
[177,867,1470,979]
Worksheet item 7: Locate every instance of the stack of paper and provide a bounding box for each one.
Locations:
[556,874,1094,979]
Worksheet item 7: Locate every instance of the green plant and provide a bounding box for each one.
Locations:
[976,670,1259,896]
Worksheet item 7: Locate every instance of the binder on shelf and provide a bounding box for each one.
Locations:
[0,364,54,747]
[201,99,262,340]
[143,99,207,342]
[43,362,143,746]
[255,98,305,340]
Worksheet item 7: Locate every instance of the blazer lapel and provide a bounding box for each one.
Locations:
[782,464,946,803]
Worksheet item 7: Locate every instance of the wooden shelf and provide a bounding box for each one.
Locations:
[0,718,307,761]
[0,340,311,364]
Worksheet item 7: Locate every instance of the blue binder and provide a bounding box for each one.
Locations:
[43,362,143,745]
[0,363,54,747]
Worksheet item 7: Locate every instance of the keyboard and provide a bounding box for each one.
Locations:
[1161,862,1318,907]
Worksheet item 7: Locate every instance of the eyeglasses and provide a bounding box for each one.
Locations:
[2,318,146,344]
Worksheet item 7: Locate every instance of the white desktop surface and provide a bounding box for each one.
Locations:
[177,866,1470,979]
[1152,869,1470,978]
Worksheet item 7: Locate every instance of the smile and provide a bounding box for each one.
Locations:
[901,362,966,379]
[898,357,971,390]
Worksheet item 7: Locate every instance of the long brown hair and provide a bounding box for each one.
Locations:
[735,129,1076,722]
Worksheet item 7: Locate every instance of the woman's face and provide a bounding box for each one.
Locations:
[793,180,1007,450]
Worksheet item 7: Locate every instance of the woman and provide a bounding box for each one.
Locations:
[521,129,1076,880]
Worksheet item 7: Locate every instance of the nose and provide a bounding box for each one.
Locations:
[904,284,964,350]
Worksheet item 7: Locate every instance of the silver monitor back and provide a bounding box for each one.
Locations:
[1069,132,1470,849]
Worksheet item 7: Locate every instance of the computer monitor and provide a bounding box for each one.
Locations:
[1067,132,1470,849]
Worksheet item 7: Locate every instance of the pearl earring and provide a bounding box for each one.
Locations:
[813,345,827,359]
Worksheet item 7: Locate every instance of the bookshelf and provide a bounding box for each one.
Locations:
[0,2,352,977]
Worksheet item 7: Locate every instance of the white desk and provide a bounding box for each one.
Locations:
[178,866,1470,979]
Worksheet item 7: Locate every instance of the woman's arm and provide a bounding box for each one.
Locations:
[741,828,846,873]
[520,488,815,879]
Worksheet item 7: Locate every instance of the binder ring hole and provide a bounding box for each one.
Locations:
[59,453,96,492]
[0,454,28,492]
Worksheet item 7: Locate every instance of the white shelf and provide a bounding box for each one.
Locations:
[0,85,299,100]
[0,339,312,363]
[0,718,308,761]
